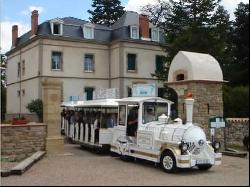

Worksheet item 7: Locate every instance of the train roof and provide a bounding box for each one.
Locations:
[61,101,77,108]
[118,97,174,105]
[61,97,174,108]
[75,99,119,108]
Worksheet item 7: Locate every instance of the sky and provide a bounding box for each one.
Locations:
[0,0,248,53]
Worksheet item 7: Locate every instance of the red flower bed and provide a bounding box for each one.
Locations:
[12,118,28,125]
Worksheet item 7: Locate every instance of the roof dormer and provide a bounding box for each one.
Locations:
[50,18,64,36]
[130,25,139,40]
[82,23,95,39]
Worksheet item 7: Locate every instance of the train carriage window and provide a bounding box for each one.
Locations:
[143,102,168,124]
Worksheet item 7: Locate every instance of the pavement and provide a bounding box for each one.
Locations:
[1,143,249,186]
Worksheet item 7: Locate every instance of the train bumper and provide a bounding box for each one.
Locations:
[176,152,222,168]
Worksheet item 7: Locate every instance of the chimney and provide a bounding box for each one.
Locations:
[185,92,194,125]
[139,15,150,40]
[31,10,39,36]
[12,25,18,48]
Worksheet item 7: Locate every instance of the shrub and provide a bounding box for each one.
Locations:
[26,99,43,122]
[223,85,249,118]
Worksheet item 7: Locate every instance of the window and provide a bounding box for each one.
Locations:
[130,26,139,39]
[84,54,94,72]
[176,74,185,81]
[51,52,62,70]
[22,60,25,76]
[84,26,94,39]
[22,89,25,96]
[50,19,63,35]
[127,54,137,72]
[143,102,168,124]
[151,28,159,42]
[156,55,165,72]
[85,87,94,100]
[53,23,60,35]
[17,62,21,77]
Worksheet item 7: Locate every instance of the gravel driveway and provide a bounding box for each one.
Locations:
[1,144,249,186]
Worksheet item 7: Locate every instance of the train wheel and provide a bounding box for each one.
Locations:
[197,164,212,171]
[160,151,178,173]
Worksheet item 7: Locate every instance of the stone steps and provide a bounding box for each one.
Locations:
[222,148,248,158]
[1,151,46,177]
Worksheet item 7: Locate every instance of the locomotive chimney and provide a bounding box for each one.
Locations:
[185,92,194,125]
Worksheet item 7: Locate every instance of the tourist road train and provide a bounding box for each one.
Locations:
[61,95,222,173]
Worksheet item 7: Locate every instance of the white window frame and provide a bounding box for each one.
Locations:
[51,51,63,71]
[50,19,64,36]
[83,24,95,39]
[84,54,94,73]
[130,25,139,39]
[151,28,160,42]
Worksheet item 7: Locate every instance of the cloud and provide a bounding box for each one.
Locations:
[125,0,158,13]
[220,0,249,20]
[0,21,30,53]
[21,6,44,16]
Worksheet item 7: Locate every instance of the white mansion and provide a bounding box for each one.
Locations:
[6,10,167,120]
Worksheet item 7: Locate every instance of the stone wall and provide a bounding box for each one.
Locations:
[167,81,223,133]
[221,118,249,147]
[167,81,225,147]
[0,123,47,161]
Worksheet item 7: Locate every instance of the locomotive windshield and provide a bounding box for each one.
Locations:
[143,102,168,124]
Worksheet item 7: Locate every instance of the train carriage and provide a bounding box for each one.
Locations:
[61,94,222,173]
[61,99,119,150]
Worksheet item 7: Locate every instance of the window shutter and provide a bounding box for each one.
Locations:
[128,54,136,71]
[85,87,94,100]
[156,56,164,72]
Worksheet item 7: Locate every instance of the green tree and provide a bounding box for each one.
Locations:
[26,99,43,122]
[229,3,249,86]
[1,54,7,121]
[223,85,249,118]
[141,0,170,27]
[146,0,231,81]
[88,0,125,26]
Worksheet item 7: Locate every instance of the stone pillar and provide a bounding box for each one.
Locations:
[42,78,64,154]
[166,80,224,146]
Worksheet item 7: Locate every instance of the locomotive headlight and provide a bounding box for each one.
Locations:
[212,141,221,152]
[179,142,188,154]
[182,143,188,152]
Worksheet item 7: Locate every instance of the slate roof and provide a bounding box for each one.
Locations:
[11,12,165,54]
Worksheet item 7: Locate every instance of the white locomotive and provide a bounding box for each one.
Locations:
[61,94,222,173]
[110,94,222,173]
